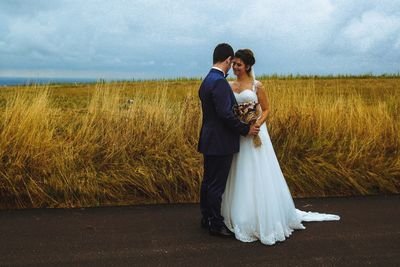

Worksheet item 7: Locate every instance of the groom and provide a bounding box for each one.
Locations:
[198,43,260,237]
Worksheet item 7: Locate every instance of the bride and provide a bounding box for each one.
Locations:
[221,49,340,245]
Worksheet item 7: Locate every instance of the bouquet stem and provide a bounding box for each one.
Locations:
[253,135,262,147]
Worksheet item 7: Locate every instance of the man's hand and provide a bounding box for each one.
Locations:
[247,124,260,136]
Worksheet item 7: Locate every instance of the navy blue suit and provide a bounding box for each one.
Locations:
[198,68,250,228]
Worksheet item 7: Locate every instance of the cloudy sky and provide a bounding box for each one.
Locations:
[0,0,399,79]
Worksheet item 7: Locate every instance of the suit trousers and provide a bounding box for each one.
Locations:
[200,154,233,228]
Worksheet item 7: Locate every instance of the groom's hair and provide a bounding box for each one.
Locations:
[213,43,234,64]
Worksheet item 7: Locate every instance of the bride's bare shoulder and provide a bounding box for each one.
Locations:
[254,79,263,86]
[255,80,265,88]
[254,80,266,94]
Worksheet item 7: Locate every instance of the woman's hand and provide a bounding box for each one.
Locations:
[248,124,260,136]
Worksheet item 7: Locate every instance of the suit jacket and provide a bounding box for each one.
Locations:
[197,68,250,155]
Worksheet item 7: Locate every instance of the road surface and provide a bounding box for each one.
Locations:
[0,195,399,266]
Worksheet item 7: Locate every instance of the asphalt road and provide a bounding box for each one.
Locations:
[0,195,399,266]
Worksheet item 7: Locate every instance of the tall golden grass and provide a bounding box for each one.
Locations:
[0,77,399,209]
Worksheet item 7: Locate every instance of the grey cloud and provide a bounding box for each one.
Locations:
[0,0,399,78]
[320,2,400,70]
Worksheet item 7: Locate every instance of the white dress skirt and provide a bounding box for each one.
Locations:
[222,81,340,245]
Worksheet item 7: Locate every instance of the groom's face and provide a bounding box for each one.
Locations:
[226,57,233,71]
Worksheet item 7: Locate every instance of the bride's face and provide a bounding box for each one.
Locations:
[232,58,247,77]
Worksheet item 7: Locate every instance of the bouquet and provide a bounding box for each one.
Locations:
[233,101,262,147]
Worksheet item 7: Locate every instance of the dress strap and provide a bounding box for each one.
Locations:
[252,80,258,93]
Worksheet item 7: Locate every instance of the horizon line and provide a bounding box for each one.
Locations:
[1,72,400,81]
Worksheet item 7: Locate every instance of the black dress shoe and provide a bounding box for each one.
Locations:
[201,217,209,229]
[209,224,234,237]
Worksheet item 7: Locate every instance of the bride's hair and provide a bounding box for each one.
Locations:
[234,49,256,75]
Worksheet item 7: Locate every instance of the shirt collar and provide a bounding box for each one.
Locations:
[211,66,225,76]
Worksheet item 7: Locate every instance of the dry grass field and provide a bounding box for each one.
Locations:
[0,76,399,209]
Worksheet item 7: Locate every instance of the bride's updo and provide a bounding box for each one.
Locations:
[234,49,256,75]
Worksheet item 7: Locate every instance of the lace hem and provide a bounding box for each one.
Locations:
[228,220,306,246]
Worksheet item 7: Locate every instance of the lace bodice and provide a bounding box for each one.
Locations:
[232,80,259,104]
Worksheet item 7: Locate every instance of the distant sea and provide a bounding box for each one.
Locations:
[0,77,99,86]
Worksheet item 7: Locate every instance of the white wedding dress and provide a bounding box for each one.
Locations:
[221,80,340,246]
